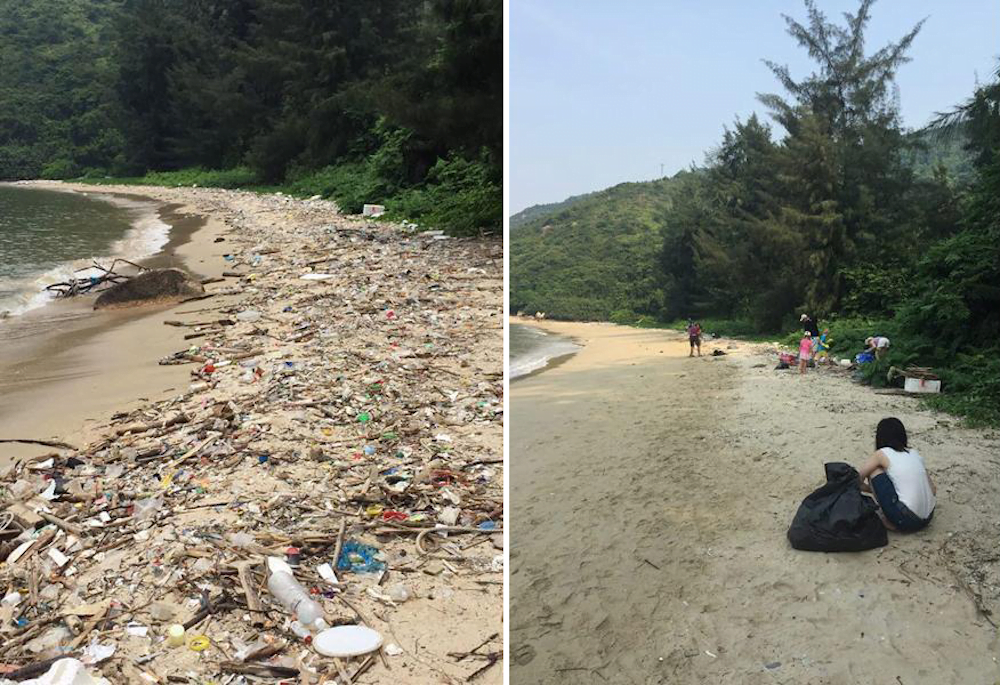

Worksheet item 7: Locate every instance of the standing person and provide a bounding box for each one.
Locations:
[815,328,832,364]
[857,417,936,532]
[687,320,702,357]
[798,331,812,374]
[800,313,820,338]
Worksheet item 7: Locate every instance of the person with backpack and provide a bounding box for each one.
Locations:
[687,320,702,357]
[857,417,936,532]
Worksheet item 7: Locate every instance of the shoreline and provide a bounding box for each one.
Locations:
[509,316,583,380]
[0,185,227,465]
[511,320,1000,683]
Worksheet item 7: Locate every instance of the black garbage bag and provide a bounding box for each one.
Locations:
[787,462,888,552]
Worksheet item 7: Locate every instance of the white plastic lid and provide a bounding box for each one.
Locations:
[313,625,383,657]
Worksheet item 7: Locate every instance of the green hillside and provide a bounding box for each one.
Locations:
[0,0,123,179]
[509,192,593,230]
[509,174,687,320]
[904,126,975,185]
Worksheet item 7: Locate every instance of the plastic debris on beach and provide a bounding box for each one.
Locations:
[336,540,385,574]
[0,187,502,684]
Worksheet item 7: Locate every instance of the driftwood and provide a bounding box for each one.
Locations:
[219,662,299,678]
[113,413,188,437]
[45,259,145,298]
[0,438,79,450]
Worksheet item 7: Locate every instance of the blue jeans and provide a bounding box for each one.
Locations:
[871,473,932,532]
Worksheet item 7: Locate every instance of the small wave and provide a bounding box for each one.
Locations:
[0,193,171,318]
[510,337,580,379]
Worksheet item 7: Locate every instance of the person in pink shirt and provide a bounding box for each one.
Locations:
[798,331,813,375]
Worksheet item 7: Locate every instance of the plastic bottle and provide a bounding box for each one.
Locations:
[290,620,313,643]
[267,559,324,627]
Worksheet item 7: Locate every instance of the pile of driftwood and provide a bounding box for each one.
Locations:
[44,259,145,298]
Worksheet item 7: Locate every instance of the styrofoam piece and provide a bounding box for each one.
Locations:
[904,377,941,394]
[313,625,383,657]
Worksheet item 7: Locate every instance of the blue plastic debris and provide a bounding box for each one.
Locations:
[477,521,497,531]
[337,540,385,574]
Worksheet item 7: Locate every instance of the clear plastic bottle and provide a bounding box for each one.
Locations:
[267,571,324,627]
[290,620,313,643]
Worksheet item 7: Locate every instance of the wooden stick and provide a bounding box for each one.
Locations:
[0,438,78,450]
[244,639,287,662]
[38,511,84,537]
[68,603,108,649]
[332,519,347,582]
[219,662,299,678]
[237,560,265,626]
[113,413,188,437]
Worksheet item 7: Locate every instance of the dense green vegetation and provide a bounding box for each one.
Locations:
[0,0,500,235]
[509,192,594,230]
[510,0,999,425]
[510,177,683,320]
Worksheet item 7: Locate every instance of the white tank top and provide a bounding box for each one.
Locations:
[882,447,935,519]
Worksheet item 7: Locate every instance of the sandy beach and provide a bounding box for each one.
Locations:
[0,190,228,466]
[0,182,502,683]
[511,318,999,683]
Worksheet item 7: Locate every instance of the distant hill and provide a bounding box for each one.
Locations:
[509,192,593,230]
[904,125,975,185]
[509,174,688,321]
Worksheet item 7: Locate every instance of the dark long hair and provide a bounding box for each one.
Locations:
[876,417,908,452]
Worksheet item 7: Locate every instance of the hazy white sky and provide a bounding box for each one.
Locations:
[510,0,1000,213]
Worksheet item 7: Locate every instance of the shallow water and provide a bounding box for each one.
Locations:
[510,322,580,378]
[0,185,168,315]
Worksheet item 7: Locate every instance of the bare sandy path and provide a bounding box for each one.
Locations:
[511,320,999,684]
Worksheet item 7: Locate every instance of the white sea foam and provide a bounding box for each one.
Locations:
[0,193,171,317]
[509,325,580,379]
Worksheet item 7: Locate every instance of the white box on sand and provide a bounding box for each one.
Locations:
[362,204,385,217]
[905,377,941,394]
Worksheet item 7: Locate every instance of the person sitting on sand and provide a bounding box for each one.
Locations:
[687,320,702,357]
[865,335,890,360]
[858,417,936,532]
[798,331,812,374]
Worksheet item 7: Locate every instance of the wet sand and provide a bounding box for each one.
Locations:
[0,191,229,465]
[511,319,1000,684]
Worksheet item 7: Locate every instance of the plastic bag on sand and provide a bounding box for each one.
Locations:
[787,462,888,552]
[7,658,111,685]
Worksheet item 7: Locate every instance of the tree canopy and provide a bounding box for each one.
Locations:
[0,0,501,235]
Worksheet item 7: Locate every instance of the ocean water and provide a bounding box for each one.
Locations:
[0,185,170,316]
[510,322,580,379]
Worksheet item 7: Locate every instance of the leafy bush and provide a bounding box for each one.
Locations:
[390,152,501,236]
[40,159,80,179]
[285,162,383,213]
[81,166,259,188]
[610,309,640,325]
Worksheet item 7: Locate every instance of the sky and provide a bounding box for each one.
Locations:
[510,0,1000,214]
